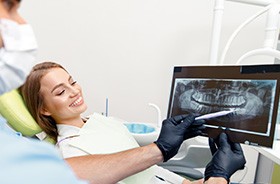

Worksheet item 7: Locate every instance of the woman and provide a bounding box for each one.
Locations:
[21,61,204,184]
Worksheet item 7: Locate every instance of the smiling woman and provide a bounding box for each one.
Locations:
[20,61,87,141]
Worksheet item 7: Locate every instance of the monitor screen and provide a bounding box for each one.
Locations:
[167,65,280,148]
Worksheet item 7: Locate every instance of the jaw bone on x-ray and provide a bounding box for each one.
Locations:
[168,65,280,148]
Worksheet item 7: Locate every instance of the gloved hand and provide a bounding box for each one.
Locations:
[204,132,246,182]
[154,114,205,162]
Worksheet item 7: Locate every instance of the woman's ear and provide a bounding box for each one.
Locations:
[40,107,51,116]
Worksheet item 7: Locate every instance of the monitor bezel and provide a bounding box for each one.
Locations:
[167,64,280,148]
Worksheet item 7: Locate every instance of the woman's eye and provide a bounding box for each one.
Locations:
[71,81,77,85]
[57,90,65,96]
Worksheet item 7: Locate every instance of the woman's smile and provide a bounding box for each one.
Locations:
[70,96,84,107]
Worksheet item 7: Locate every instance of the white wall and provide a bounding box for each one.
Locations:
[20,0,278,124]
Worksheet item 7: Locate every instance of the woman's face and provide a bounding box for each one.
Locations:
[39,68,87,123]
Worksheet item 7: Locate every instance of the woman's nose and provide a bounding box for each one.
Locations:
[69,86,79,97]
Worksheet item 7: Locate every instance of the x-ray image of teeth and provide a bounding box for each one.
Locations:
[170,78,277,134]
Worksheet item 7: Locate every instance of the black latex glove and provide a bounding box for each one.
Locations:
[204,132,246,182]
[154,114,205,162]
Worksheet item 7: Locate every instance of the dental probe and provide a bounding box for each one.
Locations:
[195,110,236,121]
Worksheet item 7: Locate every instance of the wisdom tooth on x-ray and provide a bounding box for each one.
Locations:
[176,79,273,122]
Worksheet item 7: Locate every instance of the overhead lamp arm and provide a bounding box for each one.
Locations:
[209,0,280,65]
[227,0,276,7]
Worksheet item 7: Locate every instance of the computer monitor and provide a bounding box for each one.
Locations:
[167,64,280,148]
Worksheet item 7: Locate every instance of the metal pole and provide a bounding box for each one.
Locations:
[209,0,225,65]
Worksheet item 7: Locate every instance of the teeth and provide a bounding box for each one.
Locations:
[191,91,246,107]
[70,97,82,107]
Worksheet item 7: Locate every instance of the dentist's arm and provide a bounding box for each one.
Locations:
[66,115,205,184]
[66,143,162,184]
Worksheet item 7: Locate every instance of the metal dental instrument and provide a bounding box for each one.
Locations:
[195,110,236,121]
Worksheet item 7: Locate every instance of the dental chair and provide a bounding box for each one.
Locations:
[0,89,44,139]
[158,136,212,180]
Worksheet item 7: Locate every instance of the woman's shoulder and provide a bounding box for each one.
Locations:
[87,112,126,125]
[83,112,129,133]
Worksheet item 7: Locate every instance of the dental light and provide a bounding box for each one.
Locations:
[209,0,280,65]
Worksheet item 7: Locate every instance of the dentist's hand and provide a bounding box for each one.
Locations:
[154,114,205,162]
[204,132,246,182]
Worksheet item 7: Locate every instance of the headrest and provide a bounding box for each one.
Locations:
[0,89,42,136]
